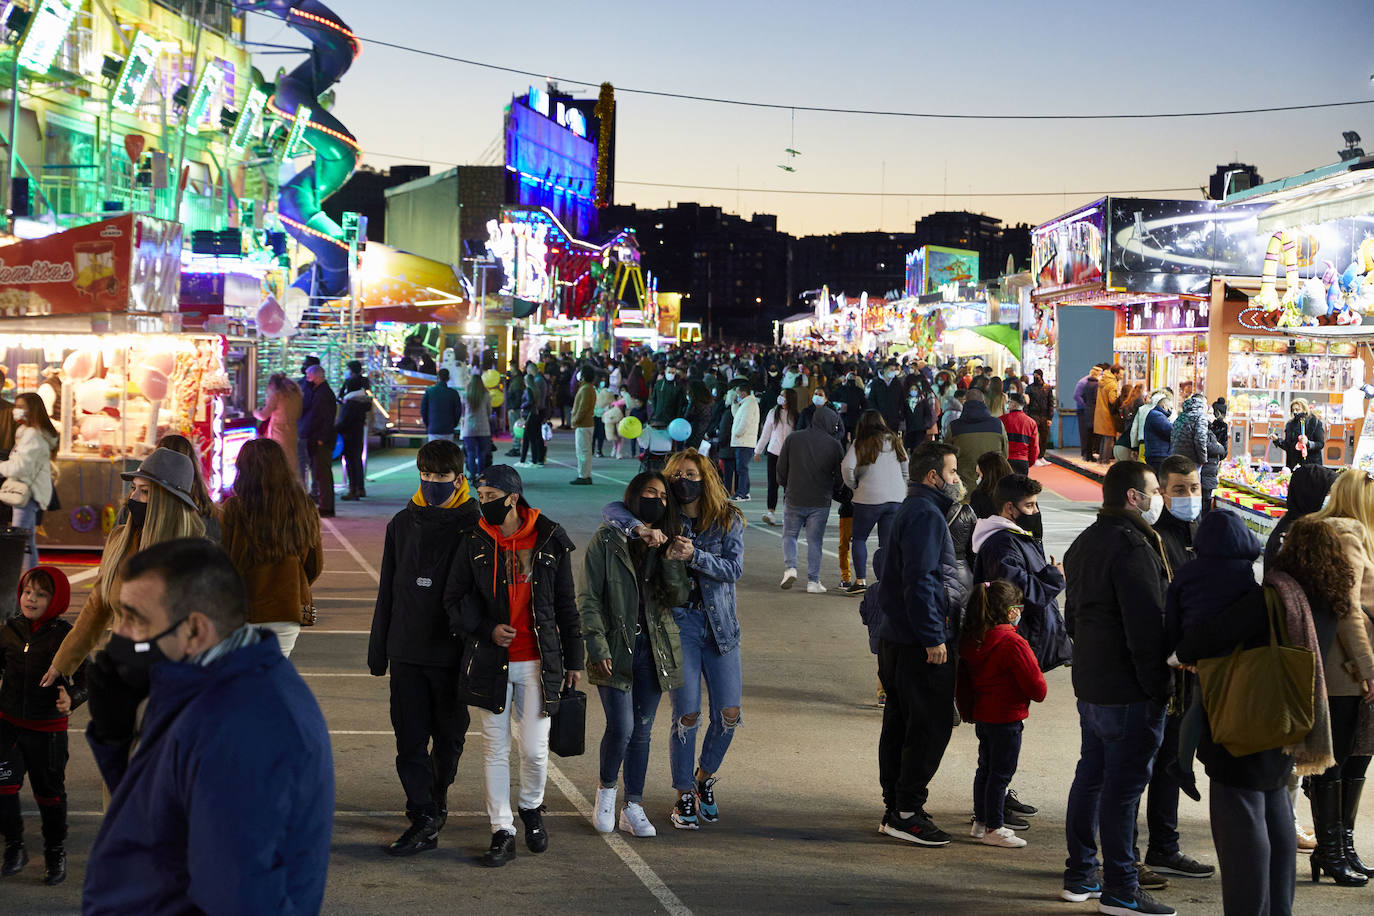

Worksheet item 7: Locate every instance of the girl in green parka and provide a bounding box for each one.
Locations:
[580,472,690,838]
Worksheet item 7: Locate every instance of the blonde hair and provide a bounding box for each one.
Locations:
[1312,468,1374,560]
[663,448,743,536]
[99,485,206,601]
[1291,398,1310,413]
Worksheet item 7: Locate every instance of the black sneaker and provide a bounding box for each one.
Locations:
[1097,886,1176,915]
[696,776,719,822]
[879,811,951,847]
[1145,849,1215,879]
[480,829,516,867]
[384,813,439,857]
[1004,788,1038,818]
[1061,876,1103,902]
[671,791,700,830]
[518,805,549,853]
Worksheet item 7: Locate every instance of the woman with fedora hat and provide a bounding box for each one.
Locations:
[43,448,208,683]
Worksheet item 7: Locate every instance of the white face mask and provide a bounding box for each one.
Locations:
[777,395,786,406]
[664,372,676,382]
[11,407,25,421]
[813,395,826,407]
[1137,490,1165,525]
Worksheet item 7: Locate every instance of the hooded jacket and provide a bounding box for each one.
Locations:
[84,633,333,916]
[1263,464,1340,570]
[444,508,583,716]
[1171,394,1227,490]
[1063,507,1172,705]
[0,425,56,508]
[1163,510,1262,648]
[729,393,760,448]
[777,405,845,508]
[1093,370,1121,436]
[1142,404,1174,463]
[956,624,1048,724]
[0,566,87,730]
[878,484,957,649]
[368,489,481,674]
[1000,408,1039,465]
[1131,390,1167,447]
[973,516,1071,672]
[948,400,1008,490]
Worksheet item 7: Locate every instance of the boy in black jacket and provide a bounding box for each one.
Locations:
[0,565,86,886]
[368,440,481,856]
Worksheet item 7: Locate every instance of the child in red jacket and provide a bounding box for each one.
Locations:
[956,580,1047,849]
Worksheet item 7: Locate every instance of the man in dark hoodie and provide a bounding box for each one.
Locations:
[0,566,85,885]
[948,389,1008,492]
[301,365,338,516]
[368,439,481,856]
[775,404,845,592]
[1061,461,1175,916]
[875,441,966,849]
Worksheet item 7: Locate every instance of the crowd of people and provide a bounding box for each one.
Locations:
[0,340,1370,916]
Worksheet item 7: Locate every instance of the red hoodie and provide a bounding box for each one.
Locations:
[20,564,71,632]
[956,624,1047,724]
[478,506,542,663]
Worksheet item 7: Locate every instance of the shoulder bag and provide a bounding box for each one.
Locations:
[548,684,586,757]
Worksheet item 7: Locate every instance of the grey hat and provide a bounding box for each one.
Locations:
[121,448,199,512]
[476,464,523,497]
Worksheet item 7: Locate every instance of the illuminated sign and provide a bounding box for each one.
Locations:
[112,30,159,113]
[183,59,224,133]
[16,0,82,75]
[524,86,588,138]
[283,104,311,158]
[228,85,267,153]
[486,218,551,303]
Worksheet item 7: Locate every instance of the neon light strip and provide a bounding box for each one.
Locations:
[287,8,361,55]
[266,96,362,151]
[279,214,349,250]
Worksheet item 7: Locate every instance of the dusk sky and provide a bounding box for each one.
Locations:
[249,0,1373,237]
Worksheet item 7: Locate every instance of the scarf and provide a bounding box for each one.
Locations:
[1264,570,1335,775]
[190,624,264,669]
[410,475,470,509]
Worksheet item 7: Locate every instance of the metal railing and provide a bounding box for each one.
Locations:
[31,167,230,233]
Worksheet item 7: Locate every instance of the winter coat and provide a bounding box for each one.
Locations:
[300,381,337,446]
[947,401,1008,491]
[1310,517,1374,697]
[1001,409,1039,465]
[1164,510,1261,648]
[602,402,626,441]
[0,425,55,508]
[868,377,902,431]
[1063,508,1172,705]
[578,525,689,693]
[52,526,142,676]
[571,382,596,429]
[336,388,371,437]
[0,570,87,728]
[878,485,959,649]
[973,516,1072,672]
[444,511,584,716]
[420,382,462,436]
[842,439,909,506]
[755,407,795,458]
[956,624,1048,724]
[223,516,323,627]
[1073,374,1095,411]
[776,407,845,508]
[521,375,549,420]
[648,378,687,428]
[1275,413,1326,469]
[730,394,760,449]
[1152,508,1196,577]
[832,382,868,435]
[461,387,492,438]
[685,398,713,450]
[1026,382,1053,420]
[368,497,480,674]
[1093,371,1121,437]
[84,633,332,915]
[947,501,977,615]
[1142,405,1174,463]
[254,385,301,460]
[601,502,746,655]
[1171,395,1227,491]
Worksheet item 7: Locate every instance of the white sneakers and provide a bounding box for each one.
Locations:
[970,820,986,839]
[619,802,657,837]
[806,581,827,594]
[780,568,797,589]
[981,826,1026,848]
[762,510,778,526]
[593,786,617,833]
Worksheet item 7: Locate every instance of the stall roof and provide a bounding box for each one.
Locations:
[781,312,814,324]
[1223,156,1374,233]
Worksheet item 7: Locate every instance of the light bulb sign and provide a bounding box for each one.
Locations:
[228,85,267,154]
[282,104,311,158]
[486,218,551,303]
[16,0,82,75]
[183,59,224,134]
[112,30,159,113]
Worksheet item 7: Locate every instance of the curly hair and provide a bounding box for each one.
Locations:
[1272,516,1358,618]
[219,438,320,571]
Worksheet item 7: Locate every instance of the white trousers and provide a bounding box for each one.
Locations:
[574,426,594,478]
[261,621,301,657]
[477,659,551,833]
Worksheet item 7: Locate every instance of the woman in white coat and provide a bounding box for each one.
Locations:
[753,389,797,526]
[0,393,58,570]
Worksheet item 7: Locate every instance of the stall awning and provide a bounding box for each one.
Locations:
[1255,179,1374,234]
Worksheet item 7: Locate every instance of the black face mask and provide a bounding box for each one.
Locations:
[670,478,703,504]
[127,499,147,529]
[480,497,514,527]
[103,617,186,689]
[633,496,667,526]
[419,479,456,507]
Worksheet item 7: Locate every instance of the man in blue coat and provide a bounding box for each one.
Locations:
[420,368,462,442]
[875,441,965,849]
[83,539,333,915]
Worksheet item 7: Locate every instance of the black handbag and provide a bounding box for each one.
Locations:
[548,684,586,758]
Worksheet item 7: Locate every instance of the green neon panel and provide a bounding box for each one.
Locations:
[228,85,267,154]
[112,30,159,113]
[183,58,224,134]
[16,0,82,74]
[282,104,311,158]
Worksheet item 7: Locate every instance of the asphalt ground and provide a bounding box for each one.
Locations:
[6,433,1373,915]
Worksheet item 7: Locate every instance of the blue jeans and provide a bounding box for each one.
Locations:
[462,435,491,480]
[732,447,753,497]
[850,501,899,580]
[669,605,743,791]
[12,497,38,571]
[782,504,830,582]
[973,721,1023,829]
[597,635,663,803]
[1064,699,1166,896]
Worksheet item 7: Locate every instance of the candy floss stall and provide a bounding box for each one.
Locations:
[0,215,249,548]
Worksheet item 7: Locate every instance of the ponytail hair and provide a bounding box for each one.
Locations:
[962,579,1023,646]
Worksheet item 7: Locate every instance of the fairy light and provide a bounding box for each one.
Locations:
[279,214,349,250]
[287,7,361,55]
[265,96,362,152]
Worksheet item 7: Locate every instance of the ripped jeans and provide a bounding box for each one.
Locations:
[597,634,663,803]
[669,605,743,792]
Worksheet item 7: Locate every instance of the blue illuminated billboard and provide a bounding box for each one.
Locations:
[504,90,601,238]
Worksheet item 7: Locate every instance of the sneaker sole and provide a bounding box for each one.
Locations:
[699,811,718,823]
[980,838,1027,848]
[780,578,796,590]
[1061,888,1103,902]
[878,824,950,847]
[670,818,699,831]
[1145,864,1214,879]
[1098,899,1175,916]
